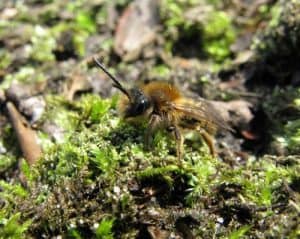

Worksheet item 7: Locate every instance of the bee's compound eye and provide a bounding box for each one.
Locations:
[134,99,149,114]
[125,89,150,117]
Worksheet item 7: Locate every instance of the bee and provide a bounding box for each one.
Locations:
[94,57,231,160]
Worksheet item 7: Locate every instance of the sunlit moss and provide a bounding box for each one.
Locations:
[160,0,236,62]
[150,64,171,78]
[29,25,56,62]
[252,0,300,62]
[0,213,32,239]
[203,11,236,62]
[0,155,16,174]
[95,217,115,239]
[284,119,300,153]
[227,225,251,239]
[1,66,46,90]
[0,50,12,71]
[185,154,220,205]
[259,86,300,155]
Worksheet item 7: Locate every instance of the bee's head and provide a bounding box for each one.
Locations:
[94,57,151,118]
[123,88,151,117]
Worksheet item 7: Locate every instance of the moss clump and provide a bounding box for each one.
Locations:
[202,11,236,62]
[1,67,46,90]
[254,0,300,58]
[0,213,32,239]
[252,0,300,79]
[160,0,236,63]
[261,86,300,155]
[245,1,300,156]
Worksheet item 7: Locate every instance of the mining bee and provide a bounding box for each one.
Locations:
[94,57,231,160]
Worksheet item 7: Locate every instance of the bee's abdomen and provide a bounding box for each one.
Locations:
[179,117,217,134]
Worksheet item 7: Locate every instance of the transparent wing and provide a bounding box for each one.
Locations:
[170,98,231,134]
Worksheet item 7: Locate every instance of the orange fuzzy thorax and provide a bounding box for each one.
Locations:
[142,81,181,104]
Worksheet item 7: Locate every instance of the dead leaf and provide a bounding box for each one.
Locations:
[147,226,170,239]
[114,0,159,61]
[6,102,42,165]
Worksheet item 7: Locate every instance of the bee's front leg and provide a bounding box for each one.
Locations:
[145,114,161,150]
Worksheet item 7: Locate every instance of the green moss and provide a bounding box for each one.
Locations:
[0,213,32,239]
[79,95,112,124]
[89,144,120,178]
[0,127,20,174]
[252,0,300,65]
[228,225,251,239]
[0,50,12,71]
[64,1,97,56]
[29,25,56,62]
[137,165,180,188]
[202,11,236,62]
[42,97,78,136]
[160,0,236,62]
[261,86,300,154]
[0,154,16,174]
[284,119,300,153]
[1,66,46,90]
[0,132,18,174]
[75,11,96,34]
[95,218,115,239]
[150,64,171,78]
[0,181,28,200]
[185,154,218,205]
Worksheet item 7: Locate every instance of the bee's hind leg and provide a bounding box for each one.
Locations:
[198,129,216,157]
[169,125,184,161]
[145,114,161,150]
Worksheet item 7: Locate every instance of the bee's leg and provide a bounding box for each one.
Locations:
[199,129,216,157]
[145,114,161,150]
[169,126,184,161]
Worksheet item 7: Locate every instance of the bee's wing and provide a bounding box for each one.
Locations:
[170,98,232,134]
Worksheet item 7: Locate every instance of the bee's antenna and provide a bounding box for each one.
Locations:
[93,57,131,99]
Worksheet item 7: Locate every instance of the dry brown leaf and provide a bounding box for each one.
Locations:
[6,102,42,165]
[147,226,170,239]
[114,0,159,61]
